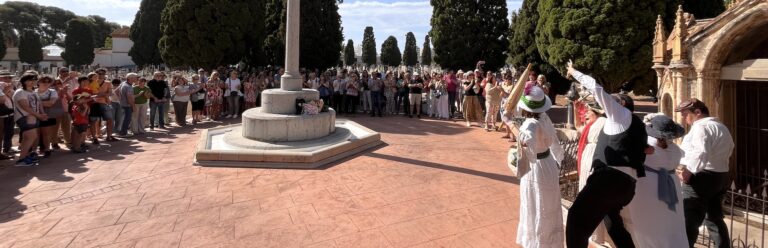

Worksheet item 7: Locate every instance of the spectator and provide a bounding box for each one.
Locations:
[369,72,384,117]
[484,74,502,131]
[109,79,123,135]
[408,72,424,118]
[53,68,74,149]
[14,72,47,166]
[171,73,192,126]
[132,78,150,135]
[91,68,117,142]
[462,72,483,127]
[117,73,136,137]
[676,98,734,248]
[36,76,60,158]
[70,87,90,154]
[190,75,206,125]
[0,71,14,159]
[148,71,168,130]
[224,71,242,118]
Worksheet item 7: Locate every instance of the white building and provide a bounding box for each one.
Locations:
[0,43,66,73]
[93,27,136,68]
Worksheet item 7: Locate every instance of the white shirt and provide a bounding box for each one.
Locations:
[680,117,734,173]
[573,70,637,178]
[572,70,632,135]
[225,78,241,96]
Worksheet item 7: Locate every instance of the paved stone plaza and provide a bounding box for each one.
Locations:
[0,117,521,248]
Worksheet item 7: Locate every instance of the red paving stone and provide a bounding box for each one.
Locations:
[0,117,522,247]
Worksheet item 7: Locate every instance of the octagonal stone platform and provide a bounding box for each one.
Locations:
[194,119,382,168]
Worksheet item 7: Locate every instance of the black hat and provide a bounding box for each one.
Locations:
[645,114,685,140]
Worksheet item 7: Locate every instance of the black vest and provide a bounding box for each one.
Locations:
[592,114,647,177]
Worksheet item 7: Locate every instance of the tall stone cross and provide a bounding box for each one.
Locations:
[281,0,301,91]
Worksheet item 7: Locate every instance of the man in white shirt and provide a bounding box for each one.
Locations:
[676,98,734,248]
[566,61,648,248]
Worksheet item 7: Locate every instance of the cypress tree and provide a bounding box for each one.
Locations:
[536,0,670,92]
[0,31,6,61]
[299,0,343,70]
[380,36,402,67]
[62,18,95,68]
[403,32,418,66]
[262,0,285,66]
[158,0,263,68]
[129,0,166,67]
[18,30,43,66]
[344,39,357,66]
[421,35,432,65]
[430,0,509,71]
[683,0,725,19]
[361,26,377,66]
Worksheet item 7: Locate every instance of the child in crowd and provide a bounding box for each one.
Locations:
[70,93,90,153]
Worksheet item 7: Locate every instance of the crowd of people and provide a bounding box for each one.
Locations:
[512,61,735,248]
[0,62,541,166]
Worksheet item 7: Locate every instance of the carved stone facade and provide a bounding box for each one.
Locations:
[652,0,768,178]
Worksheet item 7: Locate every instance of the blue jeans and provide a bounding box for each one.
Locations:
[370,91,382,116]
[112,102,122,133]
[149,101,165,128]
[119,106,132,135]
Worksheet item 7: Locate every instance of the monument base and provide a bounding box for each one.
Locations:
[242,108,335,142]
[194,119,382,169]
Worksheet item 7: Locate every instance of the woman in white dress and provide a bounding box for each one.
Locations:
[623,113,688,248]
[515,85,565,248]
[575,97,611,246]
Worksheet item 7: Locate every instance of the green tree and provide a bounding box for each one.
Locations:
[683,0,725,19]
[403,32,418,66]
[0,30,6,61]
[536,0,670,92]
[430,0,509,71]
[87,15,121,48]
[361,26,377,66]
[159,0,264,68]
[129,0,166,67]
[62,18,95,68]
[262,0,285,66]
[421,34,432,65]
[344,39,356,66]
[18,30,42,66]
[40,6,77,45]
[380,36,401,67]
[299,0,343,70]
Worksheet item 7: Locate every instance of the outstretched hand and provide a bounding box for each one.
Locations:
[566,59,575,78]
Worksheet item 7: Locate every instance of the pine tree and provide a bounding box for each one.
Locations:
[403,32,418,66]
[421,35,432,65]
[536,0,671,92]
[18,30,43,66]
[361,26,377,66]
[129,0,166,67]
[61,18,95,68]
[158,0,264,68]
[430,0,509,71]
[344,39,357,66]
[683,0,725,19]
[380,36,402,67]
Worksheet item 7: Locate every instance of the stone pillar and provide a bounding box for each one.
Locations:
[281,0,302,91]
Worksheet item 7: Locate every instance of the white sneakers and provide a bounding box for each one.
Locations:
[232,115,238,119]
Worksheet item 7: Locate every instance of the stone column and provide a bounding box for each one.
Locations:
[281,0,302,91]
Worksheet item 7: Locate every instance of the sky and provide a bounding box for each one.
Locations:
[3,0,523,50]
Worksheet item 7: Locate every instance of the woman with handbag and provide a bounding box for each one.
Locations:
[461,72,483,127]
[434,73,450,120]
[14,73,47,166]
[224,71,242,118]
[515,85,565,248]
[37,76,63,158]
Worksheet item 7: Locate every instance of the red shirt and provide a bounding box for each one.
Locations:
[72,87,95,105]
[72,104,89,125]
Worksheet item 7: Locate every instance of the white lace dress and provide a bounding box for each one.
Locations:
[516,115,565,248]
